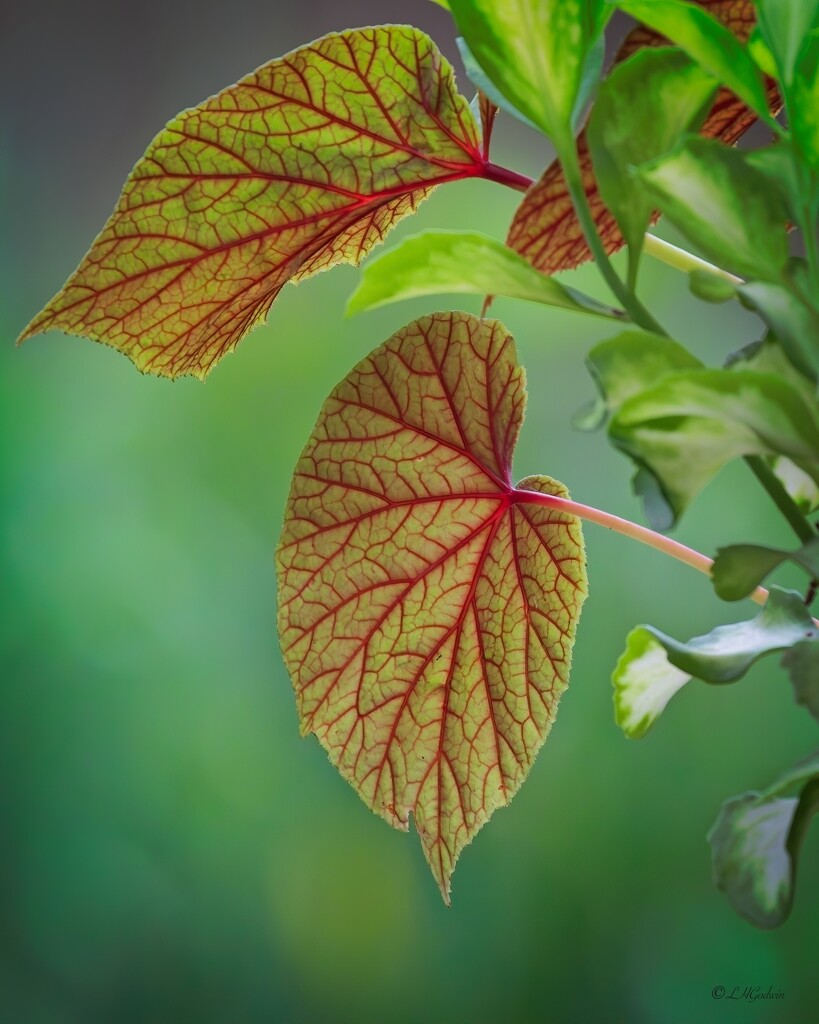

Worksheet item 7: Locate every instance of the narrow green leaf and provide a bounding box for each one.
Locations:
[755,0,819,84]
[346,231,623,319]
[587,48,717,281]
[609,369,819,527]
[578,330,701,431]
[738,279,819,378]
[448,0,605,143]
[613,0,773,124]
[639,138,790,282]
[711,538,819,601]
[613,588,817,738]
[708,752,819,928]
[789,34,819,168]
[782,641,819,721]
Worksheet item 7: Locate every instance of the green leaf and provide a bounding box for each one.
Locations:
[782,641,819,721]
[711,538,819,601]
[587,47,717,283]
[688,270,738,304]
[609,369,819,527]
[277,311,588,904]
[755,0,819,84]
[18,27,486,379]
[789,33,819,168]
[456,37,541,134]
[613,588,817,738]
[708,752,819,928]
[448,0,606,144]
[613,0,774,124]
[577,330,701,431]
[639,138,790,282]
[738,278,819,378]
[346,230,624,319]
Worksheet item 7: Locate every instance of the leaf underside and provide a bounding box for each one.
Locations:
[507,0,779,276]
[276,312,587,902]
[19,26,485,379]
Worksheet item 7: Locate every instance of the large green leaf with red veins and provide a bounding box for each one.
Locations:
[276,311,587,902]
[18,27,486,380]
[507,0,780,276]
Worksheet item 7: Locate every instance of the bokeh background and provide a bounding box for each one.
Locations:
[2,2,818,1022]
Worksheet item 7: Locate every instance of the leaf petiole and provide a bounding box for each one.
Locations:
[513,487,768,605]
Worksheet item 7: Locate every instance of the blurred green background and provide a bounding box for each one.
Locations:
[2,2,817,1022]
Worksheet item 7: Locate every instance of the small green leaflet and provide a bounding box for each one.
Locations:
[587,47,717,286]
[711,538,819,601]
[346,231,624,319]
[708,752,819,928]
[613,588,817,739]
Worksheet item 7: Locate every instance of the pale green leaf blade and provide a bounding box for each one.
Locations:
[708,752,819,928]
[587,47,717,274]
[614,0,773,123]
[613,589,818,738]
[448,0,604,143]
[609,369,819,526]
[346,231,624,318]
[579,330,702,430]
[639,138,790,282]
[782,641,819,721]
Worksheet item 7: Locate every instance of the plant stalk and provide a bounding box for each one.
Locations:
[745,455,817,544]
[643,233,743,285]
[514,487,768,607]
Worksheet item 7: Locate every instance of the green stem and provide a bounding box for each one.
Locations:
[643,233,743,285]
[558,145,666,335]
[745,455,817,545]
[514,488,766,607]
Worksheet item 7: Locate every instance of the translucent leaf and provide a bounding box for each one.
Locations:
[609,369,819,527]
[19,27,486,379]
[277,312,588,902]
[613,588,817,738]
[346,230,624,318]
[708,752,819,928]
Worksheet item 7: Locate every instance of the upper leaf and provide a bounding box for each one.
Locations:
[614,0,773,123]
[346,230,625,318]
[276,312,587,902]
[711,538,819,601]
[708,752,819,928]
[507,1,777,276]
[19,27,486,379]
[587,47,718,284]
[447,0,605,146]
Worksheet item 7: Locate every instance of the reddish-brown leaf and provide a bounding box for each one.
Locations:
[276,312,587,902]
[507,0,779,276]
[19,27,485,379]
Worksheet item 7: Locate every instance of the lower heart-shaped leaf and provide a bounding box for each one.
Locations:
[276,311,587,902]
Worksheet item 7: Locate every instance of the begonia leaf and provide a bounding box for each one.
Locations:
[19,27,491,379]
[276,311,587,902]
[507,1,779,276]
